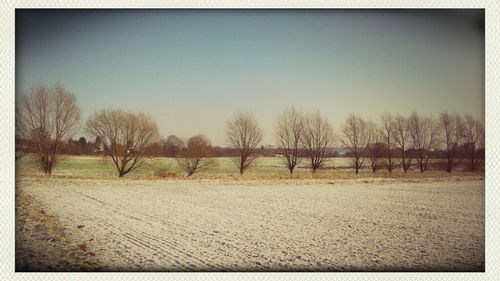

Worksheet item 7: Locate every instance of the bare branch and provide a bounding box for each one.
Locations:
[438,112,464,172]
[341,114,371,175]
[380,113,397,173]
[225,112,263,175]
[16,84,81,174]
[176,135,215,176]
[303,111,335,173]
[85,109,160,177]
[463,115,484,172]
[394,114,412,173]
[408,112,438,173]
[366,121,384,173]
[275,107,305,176]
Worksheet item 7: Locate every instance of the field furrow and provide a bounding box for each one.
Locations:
[16,177,484,271]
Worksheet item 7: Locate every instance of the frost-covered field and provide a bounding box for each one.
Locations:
[16,177,484,271]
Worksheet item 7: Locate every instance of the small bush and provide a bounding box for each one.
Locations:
[153,168,180,179]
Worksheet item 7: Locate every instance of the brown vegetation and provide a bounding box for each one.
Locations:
[176,135,215,176]
[16,190,101,271]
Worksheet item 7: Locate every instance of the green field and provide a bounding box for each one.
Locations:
[16,155,478,180]
[16,155,351,178]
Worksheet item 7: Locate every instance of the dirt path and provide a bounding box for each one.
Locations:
[16,178,485,271]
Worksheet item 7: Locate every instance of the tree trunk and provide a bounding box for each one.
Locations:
[401,155,406,173]
[387,148,393,173]
[471,147,475,172]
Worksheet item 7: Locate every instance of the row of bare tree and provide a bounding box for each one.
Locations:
[340,112,484,175]
[162,111,483,177]
[16,85,160,177]
[170,108,485,177]
[274,108,484,176]
[16,84,484,178]
[275,108,335,175]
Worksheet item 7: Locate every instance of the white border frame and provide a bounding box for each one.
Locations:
[1,1,498,280]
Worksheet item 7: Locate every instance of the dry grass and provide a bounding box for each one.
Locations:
[17,168,484,184]
[16,190,63,239]
[15,190,102,271]
[152,167,182,179]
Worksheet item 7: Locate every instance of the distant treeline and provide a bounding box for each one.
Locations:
[15,135,485,160]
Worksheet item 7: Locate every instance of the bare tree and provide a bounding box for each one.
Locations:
[303,111,335,173]
[366,121,384,173]
[164,135,183,157]
[275,107,305,177]
[408,112,438,173]
[16,84,82,175]
[394,114,413,173]
[341,114,371,174]
[380,113,397,173]
[86,109,160,177]
[424,117,439,171]
[226,112,263,175]
[438,112,464,172]
[463,115,485,172]
[176,135,215,176]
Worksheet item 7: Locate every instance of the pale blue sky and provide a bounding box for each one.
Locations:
[16,10,484,145]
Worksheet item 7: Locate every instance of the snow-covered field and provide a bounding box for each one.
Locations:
[16,177,484,271]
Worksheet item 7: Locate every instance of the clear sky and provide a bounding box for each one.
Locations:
[16,9,484,146]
